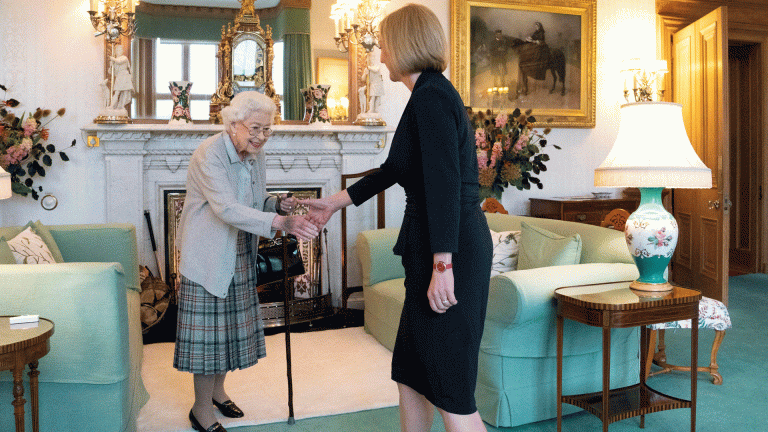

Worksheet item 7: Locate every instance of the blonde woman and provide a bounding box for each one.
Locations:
[304,4,492,431]
[174,91,318,432]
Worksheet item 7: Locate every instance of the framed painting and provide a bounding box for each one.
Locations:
[451,0,596,128]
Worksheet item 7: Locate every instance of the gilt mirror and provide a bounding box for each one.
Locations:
[232,35,266,94]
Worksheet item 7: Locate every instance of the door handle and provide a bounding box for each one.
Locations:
[708,200,721,210]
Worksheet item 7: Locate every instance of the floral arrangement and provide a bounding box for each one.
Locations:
[470,108,560,199]
[1,84,75,200]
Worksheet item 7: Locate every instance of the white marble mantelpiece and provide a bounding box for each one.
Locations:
[81,123,392,307]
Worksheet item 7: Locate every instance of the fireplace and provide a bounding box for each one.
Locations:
[83,123,390,310]
[163,187,332,327]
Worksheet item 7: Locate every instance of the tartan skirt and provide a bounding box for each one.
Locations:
[173,230,266,374]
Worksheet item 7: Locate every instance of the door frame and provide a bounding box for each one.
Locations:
[658,7,768,275]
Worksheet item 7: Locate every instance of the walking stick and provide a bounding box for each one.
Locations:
[144,210,165,282]
[281,235,296,425]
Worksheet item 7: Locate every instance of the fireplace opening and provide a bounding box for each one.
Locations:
[163,187,333,328]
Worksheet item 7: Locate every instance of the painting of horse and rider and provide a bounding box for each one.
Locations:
[469,6,582,112]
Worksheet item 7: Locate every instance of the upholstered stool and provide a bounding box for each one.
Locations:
[645,296,732,384]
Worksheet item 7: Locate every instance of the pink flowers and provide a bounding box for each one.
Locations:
[0,144,29,168]
[475,128,488,150]
[476,150,488,169]
[495,112,507,128]
[22,118,37,137]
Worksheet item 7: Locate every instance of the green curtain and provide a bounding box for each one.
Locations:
[283,33,312,121]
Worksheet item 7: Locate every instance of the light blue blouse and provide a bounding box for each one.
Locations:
[177,132,278,298]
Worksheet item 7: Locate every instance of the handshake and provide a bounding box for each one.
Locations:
[272,193,345,242]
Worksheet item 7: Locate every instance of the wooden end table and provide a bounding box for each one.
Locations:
[555,282,700,432]
[0,316,55,432]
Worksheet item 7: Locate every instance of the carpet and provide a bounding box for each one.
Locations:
[136,327,399,432]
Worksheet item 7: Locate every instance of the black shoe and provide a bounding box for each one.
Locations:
[212,399,245,418]
[189,410,227,432]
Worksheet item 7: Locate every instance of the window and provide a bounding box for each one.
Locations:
[132,38,218,120]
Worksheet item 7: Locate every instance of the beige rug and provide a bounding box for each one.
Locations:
[137,327,399,432]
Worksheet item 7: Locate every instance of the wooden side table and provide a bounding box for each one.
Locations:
[530,197,639,226]
[0,316,55,432]
[555,282,701,432]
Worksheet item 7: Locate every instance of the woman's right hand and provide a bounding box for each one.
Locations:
[273,214,319,241]
[302,191,352,230]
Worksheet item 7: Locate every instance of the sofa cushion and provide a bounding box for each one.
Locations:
[518,221,582,270]
[490,229,521,276]
[4,226,58,264]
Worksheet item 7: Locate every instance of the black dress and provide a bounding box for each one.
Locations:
[347,70,493,414]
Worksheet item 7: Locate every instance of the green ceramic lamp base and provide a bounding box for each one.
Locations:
[626,187,678,292]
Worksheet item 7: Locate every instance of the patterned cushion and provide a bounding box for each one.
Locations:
[490,229,521,276]
[648,296,732,331]
[4,226,58,264]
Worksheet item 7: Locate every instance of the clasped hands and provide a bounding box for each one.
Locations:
[300,194,457,314]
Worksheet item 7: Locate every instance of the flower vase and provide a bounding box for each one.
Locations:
[301,87,313,122]
[169,81,193,125]
[309,84,331,126]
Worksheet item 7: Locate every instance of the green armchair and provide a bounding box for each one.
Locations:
[0,223,148,432]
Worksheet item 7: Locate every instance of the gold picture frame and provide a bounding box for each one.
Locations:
[451,0,596,128]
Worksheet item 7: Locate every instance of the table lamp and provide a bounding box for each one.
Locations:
[595,101,711,293]
[1,166,11,200]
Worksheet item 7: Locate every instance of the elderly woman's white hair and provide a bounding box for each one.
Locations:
[221,91,277,132]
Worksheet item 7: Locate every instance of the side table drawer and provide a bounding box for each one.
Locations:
[563,211,604,224]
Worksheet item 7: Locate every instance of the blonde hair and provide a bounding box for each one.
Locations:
[221,91,276,133]
[379,4,447,76]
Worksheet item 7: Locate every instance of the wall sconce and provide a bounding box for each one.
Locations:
[88,0,137,124]
[621,58,668,103]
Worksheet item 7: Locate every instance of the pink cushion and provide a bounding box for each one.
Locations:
[648,296,732,331]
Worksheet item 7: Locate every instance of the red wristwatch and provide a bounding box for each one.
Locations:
[433,261,453,273]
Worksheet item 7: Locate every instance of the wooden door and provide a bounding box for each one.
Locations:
[671,7,731,304]
[728,42,762,274]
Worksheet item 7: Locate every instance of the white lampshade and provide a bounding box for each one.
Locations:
[595,102,712,188]
[0,166,11,200]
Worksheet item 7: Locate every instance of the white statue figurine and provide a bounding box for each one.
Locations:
[360,54,383,114]
[110,45,134,110]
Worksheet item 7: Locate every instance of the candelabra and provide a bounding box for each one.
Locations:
[330,0,388,53]
[621,58,668,103]
[330,0,388,126]
[88,0,136,44]
[88,0,137,124]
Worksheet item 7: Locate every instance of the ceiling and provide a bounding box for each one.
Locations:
[143,0,281,8]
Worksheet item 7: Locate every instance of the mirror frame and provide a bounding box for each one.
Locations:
[209,5,280,124]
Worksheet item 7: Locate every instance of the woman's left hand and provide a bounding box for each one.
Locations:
[427,271,457,313]
[279,194,298,214]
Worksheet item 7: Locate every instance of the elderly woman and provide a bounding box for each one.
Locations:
[304,4,492,432]
[174,91,318,432]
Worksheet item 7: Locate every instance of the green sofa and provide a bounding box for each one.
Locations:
[356,213,641,427]
[0,223,148,432]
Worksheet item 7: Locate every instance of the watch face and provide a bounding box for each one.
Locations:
[435,262,446,272]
